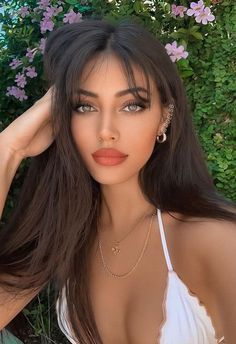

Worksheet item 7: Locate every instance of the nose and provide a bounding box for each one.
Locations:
[98,135,116,142]
[97,117,119,143]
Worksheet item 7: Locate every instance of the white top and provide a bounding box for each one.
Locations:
[56,208,225,343]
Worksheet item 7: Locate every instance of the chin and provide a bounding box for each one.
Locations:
[88,168,140,186]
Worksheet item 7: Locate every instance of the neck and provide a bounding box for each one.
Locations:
[98,175,156,236]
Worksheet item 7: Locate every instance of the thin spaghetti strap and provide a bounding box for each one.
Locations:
[157,208,174,272]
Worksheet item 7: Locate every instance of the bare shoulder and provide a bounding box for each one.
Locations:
[164,211,236,283]
[167,211,236,257]
[173,213,236,293]
[193,217,236,281]
[183,215,236,265]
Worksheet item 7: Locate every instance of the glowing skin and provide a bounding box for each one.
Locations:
[71,54,168,234]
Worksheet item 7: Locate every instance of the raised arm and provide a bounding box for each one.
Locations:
[0,86,54,219]
[0,147,22,220]
[0,86,55,329]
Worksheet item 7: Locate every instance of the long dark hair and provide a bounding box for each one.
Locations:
[0,18,235,343]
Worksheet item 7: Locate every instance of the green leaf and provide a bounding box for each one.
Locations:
[180,70,194,78]
[133,1,142,13]
[190,25,201,32]
[204,0,211,6]
[178,28,188,34]
[165,3,171,13]
[169,32,184,39]
[177,58,190,68]
[191,31,204,40]
[64,0,78,4]
[74,4,92,12]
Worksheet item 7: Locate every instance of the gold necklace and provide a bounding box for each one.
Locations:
[98,210,156,278]
[99,209,156,256]
[111,222,141,255]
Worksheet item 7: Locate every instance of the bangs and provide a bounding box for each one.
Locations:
[64,49,153,110]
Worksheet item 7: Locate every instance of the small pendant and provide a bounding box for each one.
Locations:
[112,243,120,255]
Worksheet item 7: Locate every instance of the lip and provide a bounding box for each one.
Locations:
[92,148,128,166]
[92,148,128,158]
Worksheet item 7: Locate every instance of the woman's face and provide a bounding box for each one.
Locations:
[71,53,167,185]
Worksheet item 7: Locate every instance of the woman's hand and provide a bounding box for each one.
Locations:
[0,86,55,160]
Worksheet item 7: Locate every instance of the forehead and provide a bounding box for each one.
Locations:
[79,53,155,94]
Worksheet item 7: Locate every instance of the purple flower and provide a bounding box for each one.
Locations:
[9,58,23,70]
[6,86,18,96]
[40,17,54,33]
[25,66,38,78]
[43,6,54,19]
[171,4,179,16]
[195,7,215,24]
[18,6,30,18]
[15,72,27,88]
[37,0,51,10]
[187,0,205,17]
[43,5,63,19]
[6,86,28,101]
[165,41,189,62]
[38,38,46,54]
[63,9,82,24]
[171,5,188,18]
[26,47,37,62]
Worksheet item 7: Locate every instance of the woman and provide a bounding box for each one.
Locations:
[0,18,235,344]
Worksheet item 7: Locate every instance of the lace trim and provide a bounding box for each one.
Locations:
[171,271,225,343]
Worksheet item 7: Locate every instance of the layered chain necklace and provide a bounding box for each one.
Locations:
[97,209,157,278]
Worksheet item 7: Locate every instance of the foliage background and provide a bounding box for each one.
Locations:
[0,0,235,342]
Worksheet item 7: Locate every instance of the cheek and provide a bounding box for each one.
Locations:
[123,123,158,174]
[133,122,158,154]
[137,133,157,166]
[71,116,92,156]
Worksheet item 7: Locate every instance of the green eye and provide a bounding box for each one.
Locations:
[74,102,95,113]
[73,100,148,114]
[123,101,146,113]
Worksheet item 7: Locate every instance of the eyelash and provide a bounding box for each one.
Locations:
[73,101,148,114]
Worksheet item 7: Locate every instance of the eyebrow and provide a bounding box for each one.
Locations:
[76,87,150,98]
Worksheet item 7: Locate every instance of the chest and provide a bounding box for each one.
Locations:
[87,224,171,344]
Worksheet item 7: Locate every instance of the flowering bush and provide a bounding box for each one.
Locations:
[2,0,87,102]
[1,0,218,102]
[0,0,235,341]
